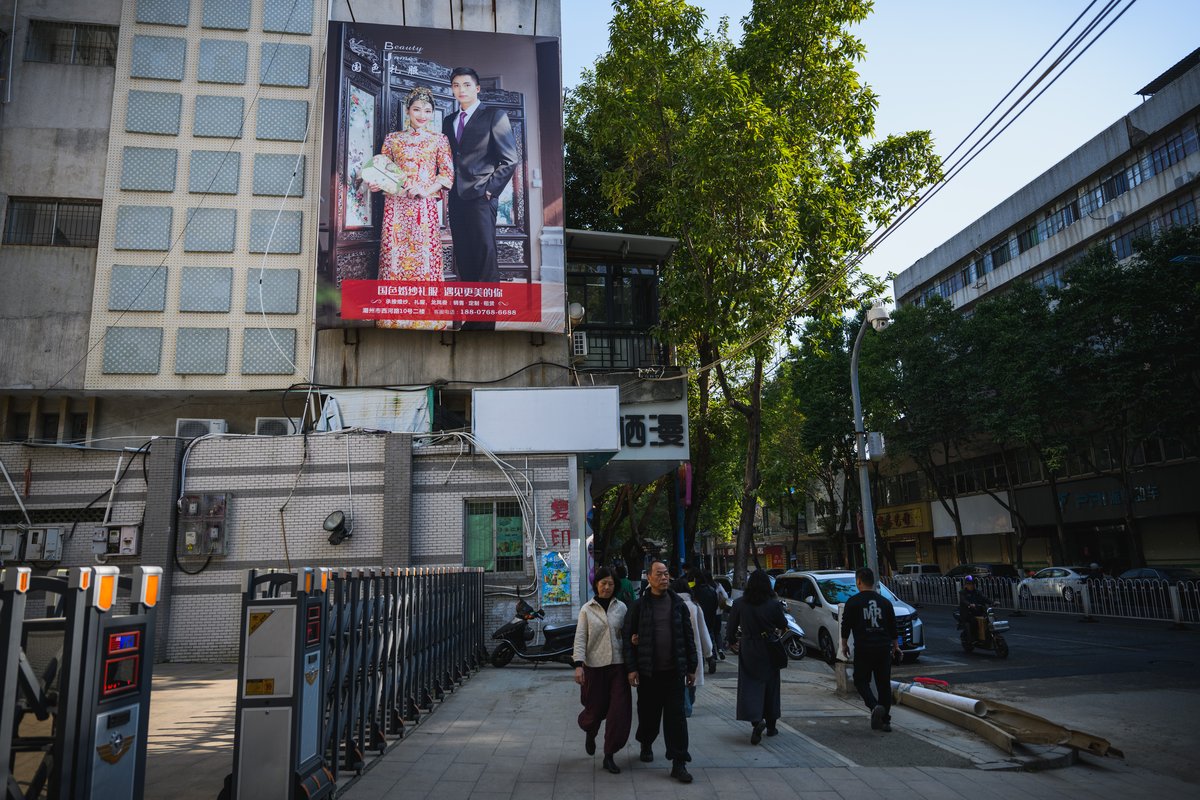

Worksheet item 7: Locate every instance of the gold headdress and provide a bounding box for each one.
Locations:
[405,86,435,108]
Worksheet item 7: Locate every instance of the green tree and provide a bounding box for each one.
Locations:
[568,0,940,585]
[869,298,975,564]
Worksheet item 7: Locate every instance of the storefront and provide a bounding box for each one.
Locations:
[875,501,934,571]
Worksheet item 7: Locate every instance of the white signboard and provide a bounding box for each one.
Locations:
[613,399,689,461]
[472,387,620,454]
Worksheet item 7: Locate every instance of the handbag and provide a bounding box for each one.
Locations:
[761,630,789,670]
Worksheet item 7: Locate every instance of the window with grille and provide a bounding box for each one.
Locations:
[25,20,117,66]
[465,500,524,572]
[4,198,101,247]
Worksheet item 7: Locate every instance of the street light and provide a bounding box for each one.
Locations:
[850,304,890,578]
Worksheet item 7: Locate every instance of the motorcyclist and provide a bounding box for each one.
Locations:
[958,575,990,642]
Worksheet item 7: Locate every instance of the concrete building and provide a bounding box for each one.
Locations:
[882,52,1200,573]
[0,1,687,660]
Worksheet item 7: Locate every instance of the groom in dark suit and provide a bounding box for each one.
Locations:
[443,67,519,289]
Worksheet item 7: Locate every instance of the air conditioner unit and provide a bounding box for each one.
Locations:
[175,418,228,439]
[255,416,298,436]
[1106,211,1125,224]
[572,330,589,358]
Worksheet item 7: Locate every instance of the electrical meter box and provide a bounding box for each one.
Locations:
[178,493,229,556]
[23,527,64,562]
[1,527,23,562]
[91,524,142,557]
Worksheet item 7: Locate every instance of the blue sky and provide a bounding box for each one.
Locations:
[561,0,1198,288]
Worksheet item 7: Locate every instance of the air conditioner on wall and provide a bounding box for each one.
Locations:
[255,416,298,436]
[175,418,228,439]
[572,330,589,358]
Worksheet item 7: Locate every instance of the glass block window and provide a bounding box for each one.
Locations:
[242,328,296,374]
[109,265,168,311]
[252,154,304,196]
[130,35,187,81]
[182,207,236,252]
[136,0,191,27]
[263,0,313,34]
[465,500,524,572]
[194,95,245,138]
[25,21,117,66]
[175,327,230,374]
[102,327,164,374]
[256,98,308,141]
[188,150,241,194]
[245,268,299,313]
[197,39,248,84]
[202,0,251,30]
[120,146,178,192]
[4,198,101,247]
[259,42,310,87]
[248,209,302,253]
[179,266,233,312]
[114,205,173,250]
[126,90,183,135]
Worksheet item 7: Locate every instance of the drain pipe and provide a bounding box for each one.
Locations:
[0,453,33,525]
[4,1,18,104]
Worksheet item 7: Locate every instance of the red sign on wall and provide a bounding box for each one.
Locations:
[341,280,543,323]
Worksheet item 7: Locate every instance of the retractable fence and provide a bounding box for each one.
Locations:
[224,567,487,800]
[1,565,162,800]
[889,575,1200,624]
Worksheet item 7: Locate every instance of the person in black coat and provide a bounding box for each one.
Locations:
[442,66,519,292]
[726,570,788,743]
[622,560,698,784]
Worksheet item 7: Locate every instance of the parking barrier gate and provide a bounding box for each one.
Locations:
[1,565,162,799]
[226,566,486,793]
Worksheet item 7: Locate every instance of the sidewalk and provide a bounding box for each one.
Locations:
[327,658,1195,800]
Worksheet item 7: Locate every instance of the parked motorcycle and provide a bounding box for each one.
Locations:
[953,606,1010,658]
[490,598,576,667]
[780,603,807,661]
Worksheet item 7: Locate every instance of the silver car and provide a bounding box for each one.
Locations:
[773,570,926,664]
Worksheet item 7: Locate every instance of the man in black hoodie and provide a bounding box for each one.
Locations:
[623,560,698,783]
[839,567,900,732]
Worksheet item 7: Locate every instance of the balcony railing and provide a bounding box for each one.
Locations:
[575,327,671,371]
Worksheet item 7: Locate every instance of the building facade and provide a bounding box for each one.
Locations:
[0,1,687,660]
[885,53,1200,574]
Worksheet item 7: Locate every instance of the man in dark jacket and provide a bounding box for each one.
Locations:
[839,567,900,732]
[958,575,990,642]
[623,560,698,783]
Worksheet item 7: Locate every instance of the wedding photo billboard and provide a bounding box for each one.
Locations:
[318,22,564,332]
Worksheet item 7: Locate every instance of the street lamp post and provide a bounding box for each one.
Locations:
[850,304,890,578]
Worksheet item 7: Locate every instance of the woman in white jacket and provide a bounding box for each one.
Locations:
[672,576,714,717]
[573,567,631,774]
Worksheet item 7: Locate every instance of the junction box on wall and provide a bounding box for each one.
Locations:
[1,526,64,564]
[178,492,230,556]
[91,523,142,556]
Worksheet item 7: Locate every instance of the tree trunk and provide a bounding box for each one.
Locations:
[683,337,715,551]
[731,356,765,589]
[1042,464,1068,565]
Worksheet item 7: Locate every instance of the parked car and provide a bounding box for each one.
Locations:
[898,563,942,579]
[1017,565,1100,604]
[773,570,925,664]
[945,563,1020,581]
[1118,567,1200,584]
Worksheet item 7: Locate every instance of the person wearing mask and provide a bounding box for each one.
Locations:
[573,567,631,774]
[958,575,990,642]
[672,577,713,717]
[840,567,900,731]
[623,560,698,784]
[726,570,788,743]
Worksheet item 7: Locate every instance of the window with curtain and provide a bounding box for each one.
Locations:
[465,500,524,572]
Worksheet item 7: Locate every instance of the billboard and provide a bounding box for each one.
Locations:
[319,22,564,332]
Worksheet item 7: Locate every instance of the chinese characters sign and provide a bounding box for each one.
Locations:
[874,502,932,537]
[612,400,689,462]
[341,280,543,322]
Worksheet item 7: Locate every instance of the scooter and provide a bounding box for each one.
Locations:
[490,598,576,667]
[780,603,807,661]
[953,606,1010,658]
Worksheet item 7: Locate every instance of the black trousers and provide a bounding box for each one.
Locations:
[447,193,501,283]
[635,670,690,764]
[852,647,892,715]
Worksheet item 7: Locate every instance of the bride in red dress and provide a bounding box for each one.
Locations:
[368,86,453,330]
